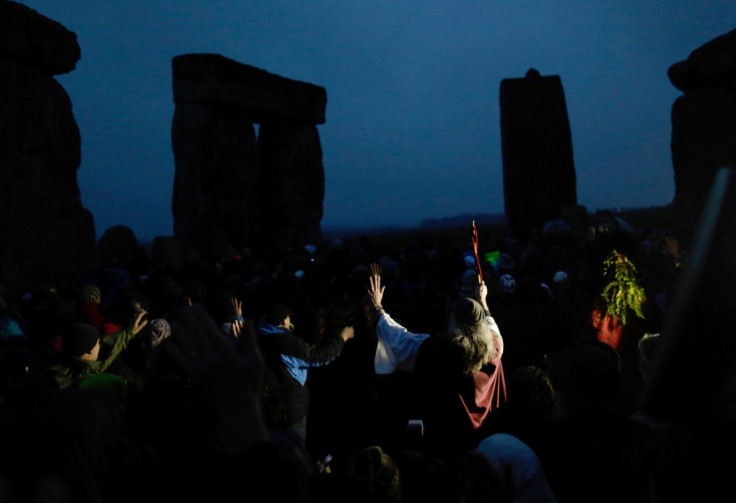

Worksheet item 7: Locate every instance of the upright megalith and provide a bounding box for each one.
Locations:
[171,53,327,253]
[499,68,577,241]
[668,28,736,243]
[0,1,96,290]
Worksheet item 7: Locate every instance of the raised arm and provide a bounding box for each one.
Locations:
[475,281,503,357]
[368,262,429,373]
[368,262,386,313]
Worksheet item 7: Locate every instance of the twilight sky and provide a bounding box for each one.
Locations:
[17,1,736,243]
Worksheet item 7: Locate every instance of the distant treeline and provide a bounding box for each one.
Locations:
[323,206,674,237]
[419,213,505,229]
[321,213,505,239]
[320,205,676,253]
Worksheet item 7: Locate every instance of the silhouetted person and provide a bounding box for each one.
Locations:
[257,302,354,458]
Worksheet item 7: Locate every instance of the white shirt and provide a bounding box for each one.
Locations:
[374,310,503,374]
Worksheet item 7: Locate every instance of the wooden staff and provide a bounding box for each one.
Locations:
[471,220,483,284]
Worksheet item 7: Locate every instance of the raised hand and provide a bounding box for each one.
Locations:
[475,281,489,310]
[368,263,385,308]
[131,309,149,335]
[231,318,243,339]
[230,297,243,317]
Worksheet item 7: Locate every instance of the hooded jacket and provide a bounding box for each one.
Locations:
[46,327,136,389]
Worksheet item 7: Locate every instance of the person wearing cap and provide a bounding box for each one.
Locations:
[79,283,122,337]
[256,301,354,449]
[368,263,506,461]
[45,310,149,389]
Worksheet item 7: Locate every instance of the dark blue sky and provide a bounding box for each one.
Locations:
[18,1,736,242]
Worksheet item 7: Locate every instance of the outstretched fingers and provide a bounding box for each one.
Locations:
[370,262,380,276]
[230,297,243,316]
[366,267,386,309]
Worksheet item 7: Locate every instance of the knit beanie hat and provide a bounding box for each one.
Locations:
[148,318,172,349]
[62,323,100,357]
[82,284,102,303]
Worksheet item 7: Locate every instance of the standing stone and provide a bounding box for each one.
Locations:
[500,68,577,241]
[0,1,95,291]
[171,53,327,253]
[668,28,736,244]
[641,167,736,426]
[257,121,324,250]
[171,103,260,250]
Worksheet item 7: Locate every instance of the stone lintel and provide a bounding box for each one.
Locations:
[172,53,327,125]
[0,0,80,75]
[668,27,736,93]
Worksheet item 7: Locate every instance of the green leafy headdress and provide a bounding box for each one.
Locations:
[600,250,647,325]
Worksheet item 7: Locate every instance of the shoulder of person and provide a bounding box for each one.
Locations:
[417,333,454,359]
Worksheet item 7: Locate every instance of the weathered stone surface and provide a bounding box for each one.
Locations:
[172,103,261,250]
[172,53,327,124]
[257,121,324,250]
[500,68,577,241]
[0,56,95,290]
[0,1,80,75]
[670,88,736,239]
[668,28,736,243]
[171,54,326,253]
[668,28,736,93]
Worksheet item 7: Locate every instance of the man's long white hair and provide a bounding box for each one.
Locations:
[450,321,496,375]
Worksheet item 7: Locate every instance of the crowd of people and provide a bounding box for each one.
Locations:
[0,210,729,502]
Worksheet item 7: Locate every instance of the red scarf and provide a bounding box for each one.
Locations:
[459,339,507,429]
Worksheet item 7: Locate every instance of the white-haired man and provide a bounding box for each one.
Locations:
[368,263,506,461]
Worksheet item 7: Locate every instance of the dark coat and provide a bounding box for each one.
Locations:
[257,323,345,428]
